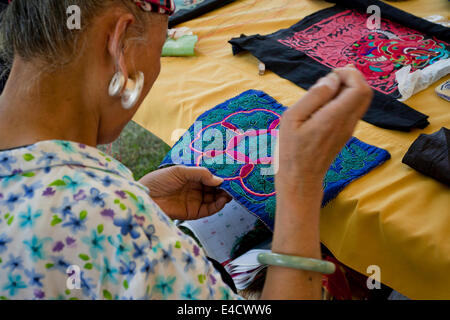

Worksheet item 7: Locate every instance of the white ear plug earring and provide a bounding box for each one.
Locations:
[108,72,126,97]
[108,71,145,110]
[121,71,144,110]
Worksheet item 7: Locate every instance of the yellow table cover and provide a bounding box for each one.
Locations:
[134,0,450,299]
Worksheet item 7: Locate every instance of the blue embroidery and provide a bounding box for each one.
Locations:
[161,90,391,231]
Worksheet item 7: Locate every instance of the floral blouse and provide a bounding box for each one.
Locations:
[0,140,241,300]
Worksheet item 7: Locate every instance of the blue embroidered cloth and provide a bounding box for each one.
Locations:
[160,90,391,231]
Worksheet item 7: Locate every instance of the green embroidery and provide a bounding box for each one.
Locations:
[229,181,265,205]
[323,143,380,189]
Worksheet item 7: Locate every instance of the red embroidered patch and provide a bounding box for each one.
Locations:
[278,10,449,95]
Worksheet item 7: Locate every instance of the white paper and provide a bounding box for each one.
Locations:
[224,249,271,290]
[396,58,450,101]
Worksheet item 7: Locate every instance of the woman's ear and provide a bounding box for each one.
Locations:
[107,13,135,83]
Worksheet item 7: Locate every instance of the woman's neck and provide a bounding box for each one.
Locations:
[0,58,101,150]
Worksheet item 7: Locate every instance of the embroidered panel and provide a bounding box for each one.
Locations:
[160,90,391,231]
[278,10,449,97]
[169,0,235,28]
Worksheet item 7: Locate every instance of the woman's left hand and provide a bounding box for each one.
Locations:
[139,166,232,220]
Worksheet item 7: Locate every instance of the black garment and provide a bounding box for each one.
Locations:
[169,0,235,28]
[402,127,450,186]
[207,257,238,294]
[227,0,450,131]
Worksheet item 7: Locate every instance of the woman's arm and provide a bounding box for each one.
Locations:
[139,66,372,300]
[261,66,373,299]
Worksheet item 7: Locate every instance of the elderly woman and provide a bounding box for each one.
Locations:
[0,0,372,300]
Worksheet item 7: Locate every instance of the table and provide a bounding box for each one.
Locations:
[133,0,450,299]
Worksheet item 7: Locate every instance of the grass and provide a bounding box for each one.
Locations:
[98,120,171,180]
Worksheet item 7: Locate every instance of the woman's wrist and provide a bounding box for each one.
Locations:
[271,185,322,258]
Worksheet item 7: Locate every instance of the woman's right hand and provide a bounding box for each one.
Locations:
[262,66,373,300]
[276,66,373,197]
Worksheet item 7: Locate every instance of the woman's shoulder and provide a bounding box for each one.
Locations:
[0,140,168,234]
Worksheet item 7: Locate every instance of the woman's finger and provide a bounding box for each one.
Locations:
[333,66,368,89]
[202,187,232,205]
[286,72,342,122]
[177,166,223,187]
[317,68,373,123]
[199,196,229,217]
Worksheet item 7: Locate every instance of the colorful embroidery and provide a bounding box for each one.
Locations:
[174,0,206,11]
[278,10,450,96]
[161,90,391,231]
[169,0,235,28]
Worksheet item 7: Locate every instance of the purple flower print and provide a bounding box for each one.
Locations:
[210,274,217,285]
[52,241,65,252]
[73,189,86,201]
[34,289,45,299]
[101,209,115,220]
[115,190,126,199]
[134,214,145,226]
[42,187,56,197]
[66,237,76,246]
[193,245,200,257]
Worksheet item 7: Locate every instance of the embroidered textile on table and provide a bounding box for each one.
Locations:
[160,90,391,231]
[228,0,450,131]
[169,0,235,28]
[277,10,450,98]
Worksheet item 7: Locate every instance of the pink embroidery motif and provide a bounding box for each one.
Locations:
[278,10,449,95]
[189,109,280,198]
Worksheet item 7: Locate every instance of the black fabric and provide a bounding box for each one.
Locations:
[226,0,450,132]
[169,0,235,28]
[402,127,450,186]
[207,257,238,294]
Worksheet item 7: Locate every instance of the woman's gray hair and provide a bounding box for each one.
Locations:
[0,0,151,72]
